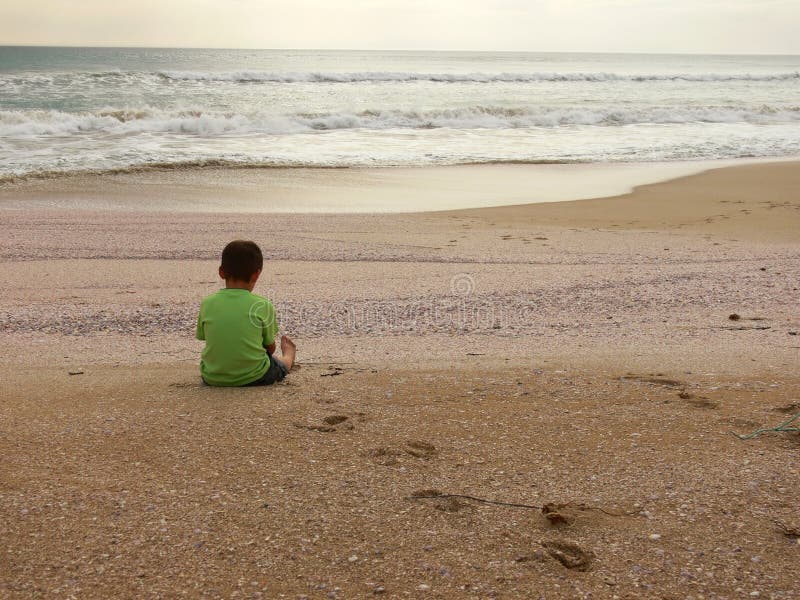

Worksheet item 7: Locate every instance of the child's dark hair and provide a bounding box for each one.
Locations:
[221,240,263,281]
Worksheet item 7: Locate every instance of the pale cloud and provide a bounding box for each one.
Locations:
[0,0,797,54]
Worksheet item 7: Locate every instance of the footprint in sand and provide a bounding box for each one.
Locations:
[367,447,403,466]
[678,392,718,409]
[621,375,685,389]
[293,423,336,433]
[407,489,467,512]
[541,503,579,527]
[404,440,438,459]
[687,398,719,409]
[367,441,438,465]
[323,415,349,426]
[322,415,354,430]
[542,540,593,571]
[432,496,469,513]
[294,415,353,433]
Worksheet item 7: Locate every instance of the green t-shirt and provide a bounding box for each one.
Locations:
[195,288,279,387]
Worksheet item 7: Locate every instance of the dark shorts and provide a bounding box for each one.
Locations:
[244,355,289,386]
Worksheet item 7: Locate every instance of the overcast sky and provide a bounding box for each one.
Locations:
[1,0,798,54]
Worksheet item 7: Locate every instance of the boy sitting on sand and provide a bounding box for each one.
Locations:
[196,240,296,386]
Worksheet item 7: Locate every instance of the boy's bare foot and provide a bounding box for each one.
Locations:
[280,335,297,370]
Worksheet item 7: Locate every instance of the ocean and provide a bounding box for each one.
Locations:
[1,47,799,180]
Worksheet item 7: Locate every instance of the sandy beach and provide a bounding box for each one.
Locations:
[1,161,799,598]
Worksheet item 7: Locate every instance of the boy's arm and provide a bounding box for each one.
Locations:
[262,300,279,353]
[195,306,205,340]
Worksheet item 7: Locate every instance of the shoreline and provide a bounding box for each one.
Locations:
[1,156,799,215]
[2,160,798,245]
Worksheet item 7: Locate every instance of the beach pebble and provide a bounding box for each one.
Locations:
[348,555,358,563]
[648,534,662,541]
[418,584,430,591]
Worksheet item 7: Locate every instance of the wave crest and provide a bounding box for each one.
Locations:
[3,69,797,91]
[157,70,800,84]
[2,104,799,137]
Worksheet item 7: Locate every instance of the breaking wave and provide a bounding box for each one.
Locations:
[4,70,799,88]
[3,104,800,137]
[157,70,800,84]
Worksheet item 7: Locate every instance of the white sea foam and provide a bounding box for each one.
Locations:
[2,50,799,180]
[2,105,800,138]
[3,69,798,89]
[157,70,800,84]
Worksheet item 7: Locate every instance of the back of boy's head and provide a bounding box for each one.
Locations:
[221,240,263,281]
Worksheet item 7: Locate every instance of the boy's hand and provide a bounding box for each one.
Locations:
[265,342,277,355]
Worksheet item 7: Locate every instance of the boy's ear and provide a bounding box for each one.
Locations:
[218,266,226,280]
[250,269,262,283]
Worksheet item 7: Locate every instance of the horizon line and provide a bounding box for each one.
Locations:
[1,44,798,57]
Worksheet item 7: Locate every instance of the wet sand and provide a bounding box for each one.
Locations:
[1,161,799,598]
[0,158,791,213]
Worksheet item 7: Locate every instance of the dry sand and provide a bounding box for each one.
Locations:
[1,162,799,598]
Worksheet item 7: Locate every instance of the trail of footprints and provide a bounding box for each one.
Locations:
[286,376,800,576]
[291,412,597,572]
[292,406,440,466]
